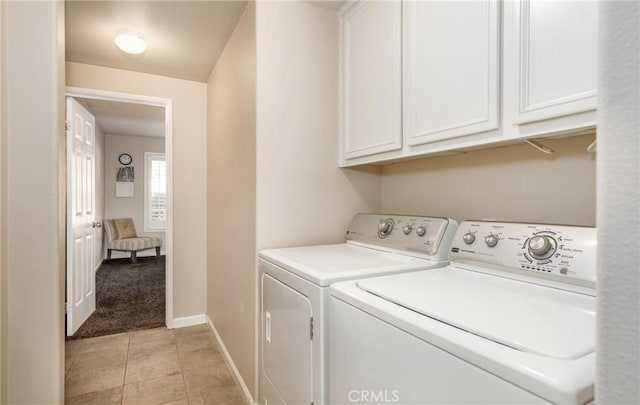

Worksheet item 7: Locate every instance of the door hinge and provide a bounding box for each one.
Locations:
[65,121,70,133]
[310,317,314,340]
[65,302,70,314]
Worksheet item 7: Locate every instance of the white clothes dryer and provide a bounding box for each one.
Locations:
[330,220,596,405]
[258,214,458,405]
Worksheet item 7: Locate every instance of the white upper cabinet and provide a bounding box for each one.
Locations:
[404,0,500,147]
[508,0,597,125]
[340,1,402,160]
[339,0,597,167]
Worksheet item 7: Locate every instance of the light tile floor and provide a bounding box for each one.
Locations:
[65,325,245,405]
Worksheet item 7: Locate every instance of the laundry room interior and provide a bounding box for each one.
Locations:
[0,1,637,405]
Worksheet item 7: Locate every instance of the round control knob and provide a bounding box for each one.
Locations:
[484,234,499,248]
[402,225,413,235]
[462,232,475,244]
[378,218,394,239]
[528,235,556,260]
[415,226,427,237]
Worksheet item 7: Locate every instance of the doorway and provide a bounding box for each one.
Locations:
[65,86,174,335]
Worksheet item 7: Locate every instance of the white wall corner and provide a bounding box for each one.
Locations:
[596,1,640,404]
[206,315,257,405]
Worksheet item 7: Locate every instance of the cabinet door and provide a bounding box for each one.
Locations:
[511,0,597,124]
[261,274,313,405]
[404,1,500,147]
[340,0,402,159]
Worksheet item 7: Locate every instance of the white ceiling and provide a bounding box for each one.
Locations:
[76,98,165,138]
[66,0,345,136]
[309,1,347,11]
[66,0,248,83]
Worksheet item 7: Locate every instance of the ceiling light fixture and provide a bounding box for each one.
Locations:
[115,30,146,54]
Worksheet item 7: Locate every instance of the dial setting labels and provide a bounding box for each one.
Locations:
[450,221,596,286]
[346,214,457,259]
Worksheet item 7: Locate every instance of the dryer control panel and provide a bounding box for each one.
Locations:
[450,221,596,290]
[346,214,458,261]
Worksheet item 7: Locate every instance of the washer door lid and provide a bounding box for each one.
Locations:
[357,267,596,359]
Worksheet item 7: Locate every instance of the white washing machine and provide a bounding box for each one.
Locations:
[330,220,596,405]
[258,214,458,405]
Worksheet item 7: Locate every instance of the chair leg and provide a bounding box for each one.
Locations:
[131,250,137,264]
[156,247,161,258]
[107,249,112,260]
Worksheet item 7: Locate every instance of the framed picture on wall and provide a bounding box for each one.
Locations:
[116,166,134,197]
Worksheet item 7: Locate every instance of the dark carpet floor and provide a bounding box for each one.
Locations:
[69,256,165,340]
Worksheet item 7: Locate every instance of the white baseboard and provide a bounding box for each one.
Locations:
[94,259,104,274]
[207,315,256,405]
[170,314,206,329]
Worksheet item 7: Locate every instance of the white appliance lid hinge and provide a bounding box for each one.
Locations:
[310,317,314,340]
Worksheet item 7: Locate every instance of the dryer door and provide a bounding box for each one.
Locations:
[262,273,313,405]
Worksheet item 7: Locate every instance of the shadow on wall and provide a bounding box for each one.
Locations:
[341,164,383,212]
[379,133,597,226]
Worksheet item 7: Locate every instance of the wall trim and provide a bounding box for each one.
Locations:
[207,315,256,405]
[171,314,206,329]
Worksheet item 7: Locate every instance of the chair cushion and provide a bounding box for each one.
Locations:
[109,236,162,251]
[113,218,137,239]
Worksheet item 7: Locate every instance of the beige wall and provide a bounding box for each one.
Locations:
[255,0,381,252]
[3,1,65,403]
[251,0,381,398]
[67,62,207,319]
[206,2,257,397]
[381,134,596,226]
[104,133,165,258]
[206,1,382,399]
[0,1,6,401]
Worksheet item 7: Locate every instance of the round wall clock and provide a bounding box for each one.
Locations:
[119,153,133,165]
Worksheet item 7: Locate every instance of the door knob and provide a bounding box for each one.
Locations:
[92,221,102,228]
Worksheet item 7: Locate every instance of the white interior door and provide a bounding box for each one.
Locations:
[66,97,97,336]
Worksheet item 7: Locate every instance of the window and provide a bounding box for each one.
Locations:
[144,152,166,232]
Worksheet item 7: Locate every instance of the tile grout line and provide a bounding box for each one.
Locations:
[66,340,84,381]
[121,331,132,405]
[175,328,192,405]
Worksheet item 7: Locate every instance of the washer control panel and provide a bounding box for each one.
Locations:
[450,221,596,287]
[346,214,458,260]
